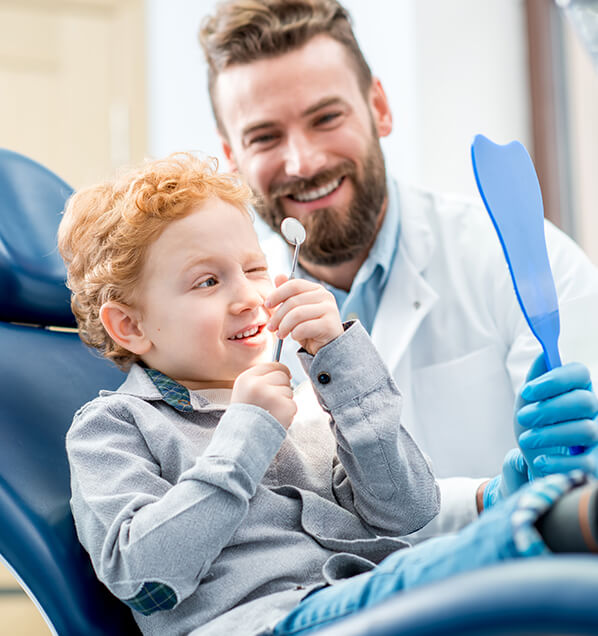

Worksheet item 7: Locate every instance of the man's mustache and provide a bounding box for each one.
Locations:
[268,161,356,199]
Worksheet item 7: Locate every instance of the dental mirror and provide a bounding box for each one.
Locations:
[273,217,306,362]
[281,217,306,247]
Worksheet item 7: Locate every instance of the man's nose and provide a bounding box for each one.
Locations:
[283,131,326,178]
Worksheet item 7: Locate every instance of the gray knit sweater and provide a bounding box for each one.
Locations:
[67,322,439,636]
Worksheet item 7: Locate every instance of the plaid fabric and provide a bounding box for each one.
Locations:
[145,368,193,413]
[124,581,178,615]
[511,470,588,557]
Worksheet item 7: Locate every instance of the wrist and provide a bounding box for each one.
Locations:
[476,479,490,514]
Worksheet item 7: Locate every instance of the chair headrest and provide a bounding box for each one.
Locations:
[0,148,76,327]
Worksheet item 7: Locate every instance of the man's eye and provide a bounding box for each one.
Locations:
[196,277,217,288]
[249,133,279,146]
[316,112,341,126]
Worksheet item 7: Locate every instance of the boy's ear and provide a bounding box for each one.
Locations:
[99,301,151,356]
[220,134,239,172]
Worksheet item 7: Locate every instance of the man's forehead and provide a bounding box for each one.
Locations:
[214,36,362,132]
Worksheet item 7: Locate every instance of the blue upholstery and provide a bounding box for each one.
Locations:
[0,148,76,327]
[0,148,138,635]
[314,556,598,636]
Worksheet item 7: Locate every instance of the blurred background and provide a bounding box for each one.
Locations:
[0,0,597,632]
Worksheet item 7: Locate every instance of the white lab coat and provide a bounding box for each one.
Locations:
[262,180,598,536]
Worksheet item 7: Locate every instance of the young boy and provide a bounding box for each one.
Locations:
[59,153,592,636]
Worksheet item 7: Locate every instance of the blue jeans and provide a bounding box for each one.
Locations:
[271,473,571,636]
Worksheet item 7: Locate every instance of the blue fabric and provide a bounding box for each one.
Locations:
[296,177,400,334]
[272,472,586,635]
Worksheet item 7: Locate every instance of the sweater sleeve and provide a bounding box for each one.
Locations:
[67,398,285,613]
[298,321,440,536]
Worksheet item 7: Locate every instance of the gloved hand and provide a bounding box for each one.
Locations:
[515,353,598,479]
[483,447,529,509]
[483,354,598,510]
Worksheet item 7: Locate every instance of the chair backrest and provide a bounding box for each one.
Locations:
[0,148,140,635]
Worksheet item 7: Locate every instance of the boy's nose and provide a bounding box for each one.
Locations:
[283,132,326,178]
[229,279,264,314]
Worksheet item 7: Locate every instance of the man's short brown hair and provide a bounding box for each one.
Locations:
[199,0,373,136]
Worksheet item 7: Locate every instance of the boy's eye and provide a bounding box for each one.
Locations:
[196,277,217,288]
[246,266,270,279]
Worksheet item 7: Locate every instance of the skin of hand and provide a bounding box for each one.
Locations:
[231,362,297,430]
[265,274,344,356]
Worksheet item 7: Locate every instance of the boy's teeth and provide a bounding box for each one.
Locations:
[232,326,259,340]
[292,177,341,202]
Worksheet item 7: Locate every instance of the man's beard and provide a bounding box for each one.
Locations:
[254,138,387,266]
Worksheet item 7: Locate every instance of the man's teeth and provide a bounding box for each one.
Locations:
[292,177,341,202]
[231,326,260,340]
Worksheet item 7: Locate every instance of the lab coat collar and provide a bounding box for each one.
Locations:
[371,182,439,373]
[260,180,440,374]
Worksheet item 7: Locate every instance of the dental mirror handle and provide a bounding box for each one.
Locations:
[273,217,306,363]
[273,242,300,362]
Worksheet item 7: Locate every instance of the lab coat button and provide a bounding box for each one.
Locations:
[413,300,421,310]
[317,372,331,385]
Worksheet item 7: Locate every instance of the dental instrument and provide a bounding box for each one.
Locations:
[273,217,306,362]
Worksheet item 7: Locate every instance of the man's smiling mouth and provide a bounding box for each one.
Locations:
[288,177,343,202]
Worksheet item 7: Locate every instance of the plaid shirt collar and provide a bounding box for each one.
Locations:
[107,364,226,413]
[143,368,194,413]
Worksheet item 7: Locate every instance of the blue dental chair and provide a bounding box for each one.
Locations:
[0,148,137,635]
[2,147,598,636]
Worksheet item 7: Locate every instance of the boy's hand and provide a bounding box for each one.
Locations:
[231,362,297,430]
[265,275,343,356]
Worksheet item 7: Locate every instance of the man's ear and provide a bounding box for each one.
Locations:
[220,134,239,172]
[99,301,151,356]
[369,77,393,138]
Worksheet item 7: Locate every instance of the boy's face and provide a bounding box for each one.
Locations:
[136,199,274,389]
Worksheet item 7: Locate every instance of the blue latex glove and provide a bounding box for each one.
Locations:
[515,353,598,479]
[483,448,529,509]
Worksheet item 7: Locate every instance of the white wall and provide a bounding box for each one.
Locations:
[146,0,223,163]
[146,0,531,198]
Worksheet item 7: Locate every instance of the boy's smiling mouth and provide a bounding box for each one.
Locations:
[228,323,265,341]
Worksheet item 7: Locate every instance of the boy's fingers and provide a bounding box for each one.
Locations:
[276,305,327,339]
[265,278,320,308]
[273,273,288,287]
[249,362,292,378]
[267,289,326,331]
[264,370,293,386]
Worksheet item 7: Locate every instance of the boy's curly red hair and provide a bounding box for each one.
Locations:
[58,152,254,369]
